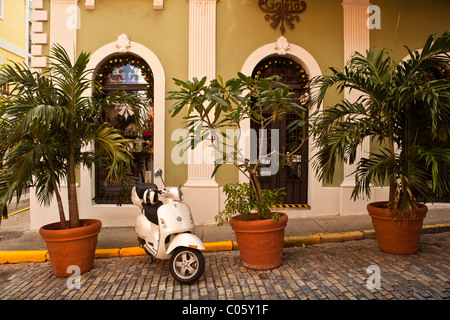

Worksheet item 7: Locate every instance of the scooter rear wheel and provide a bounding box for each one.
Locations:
[169,247,205,284]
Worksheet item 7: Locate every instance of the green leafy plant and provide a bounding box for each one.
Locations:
[0,44,146,228]
[168,72,308,222]
[310,31,450,217]
[216,183,286,226]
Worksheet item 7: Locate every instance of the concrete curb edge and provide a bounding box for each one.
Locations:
[1,223,449,265]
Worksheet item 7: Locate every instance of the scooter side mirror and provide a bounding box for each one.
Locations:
[155,169,165,187]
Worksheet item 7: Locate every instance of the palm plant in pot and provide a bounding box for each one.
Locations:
[310,32,450,254]
[0,45,145,276]
[168,73,308,269]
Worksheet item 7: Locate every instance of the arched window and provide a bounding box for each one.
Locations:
[94,54,154,204]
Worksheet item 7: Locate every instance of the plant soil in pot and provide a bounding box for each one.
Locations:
[229,212,288,270]
[39,219,102,277]
[367,202,427,255]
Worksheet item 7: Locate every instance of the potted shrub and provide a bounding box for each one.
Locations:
[0,45,145,276]
[168,73,308,269]
[310,32,450,254]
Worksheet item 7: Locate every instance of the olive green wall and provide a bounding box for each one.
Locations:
[215,0,345,186]
[42,0,449,189]
[75,0,346,188]
[371,0,450,61]
[76,0,189,187]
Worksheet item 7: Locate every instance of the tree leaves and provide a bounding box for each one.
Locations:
[310,31,450,216]
[0,45,145,225]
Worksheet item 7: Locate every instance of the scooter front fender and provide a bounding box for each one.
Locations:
[167,233,205,254]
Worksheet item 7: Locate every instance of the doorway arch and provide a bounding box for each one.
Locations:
[81,38,165,209]
[250,56,309,204]
[240,38,322,208]
[93,53,155,204]
[87,39,165,181]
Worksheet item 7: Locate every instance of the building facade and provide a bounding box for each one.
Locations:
[0,0,31,70]
[27,0,450,230]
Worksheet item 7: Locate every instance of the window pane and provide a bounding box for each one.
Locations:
[106,64,148,85]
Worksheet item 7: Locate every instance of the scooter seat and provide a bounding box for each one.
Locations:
[135,183,159,199]
[143,201,163,225]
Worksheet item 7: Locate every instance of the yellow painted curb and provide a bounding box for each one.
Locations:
[284,234,321,247]
[319,231,364,243]
[95,248,120,259]
[203,241,233,252]
[436,223,450,230]
[119,247,146,257]
[424,222,450,230]
[6,207,30,217]
[0,250,48,264]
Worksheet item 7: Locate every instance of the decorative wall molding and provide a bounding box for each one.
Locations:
[154,0,164,10]
[115,34,131,53]
[30,0,48,69]
[85,0,95,10]
[0,39,28,58]
[32,0,44,10]
[31,10,48,21]
[84,0,164,11]
[258,0,307,35]
[275,36,290,55]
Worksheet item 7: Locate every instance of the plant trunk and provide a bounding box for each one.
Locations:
[388,134,397,203]
[389,175,397,203]
[51,177,67,229]
[249,170,263,216]
[67,149,80,228]
[46,157,67,229]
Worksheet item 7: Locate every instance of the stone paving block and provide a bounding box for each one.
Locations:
[0,232,449,301]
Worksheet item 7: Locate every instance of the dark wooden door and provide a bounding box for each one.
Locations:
[251,57,309,204]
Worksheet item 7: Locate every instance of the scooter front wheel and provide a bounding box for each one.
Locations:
[169,247,205,284]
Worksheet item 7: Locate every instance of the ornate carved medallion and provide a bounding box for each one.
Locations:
[258,0,307,35]
[115,34,131,53]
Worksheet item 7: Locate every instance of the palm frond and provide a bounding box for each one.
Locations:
[311,31,450,216]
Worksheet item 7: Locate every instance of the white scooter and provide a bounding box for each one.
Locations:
[131,169,205,284]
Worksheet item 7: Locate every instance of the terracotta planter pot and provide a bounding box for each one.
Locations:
[229,212,288,270]
[39,219,102,277]
[367,202,427,254]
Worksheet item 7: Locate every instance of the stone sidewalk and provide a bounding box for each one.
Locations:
[1,232,449,302]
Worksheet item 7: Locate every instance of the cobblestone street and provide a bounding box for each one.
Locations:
[1,232,449,304]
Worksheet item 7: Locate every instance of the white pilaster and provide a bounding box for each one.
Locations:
[340,0,371,214]
[49,0,79,63]
[185,0,218,188]
[183,0,219,225]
